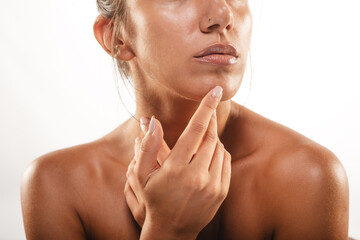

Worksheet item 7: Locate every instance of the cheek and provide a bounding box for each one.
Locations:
[142,9,197,57]
[134,9,199,85]
[239,14,253,50]
[233,7,253,51]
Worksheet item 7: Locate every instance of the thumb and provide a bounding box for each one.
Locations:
[136,116,162,186]
[140,117,171,165]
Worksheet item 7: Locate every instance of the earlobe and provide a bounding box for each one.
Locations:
[93,15,135,61]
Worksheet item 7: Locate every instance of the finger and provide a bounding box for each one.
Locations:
[127,158,136,178]
[139,117,150,134]
[208,140,224,183]
[136,116,162,186]
[127,164,143,203]
[171,86,223,164]
[191,110,218,170]
[133,136,142,161]
[124,180,139,206]
[124,181,144,226]
[127,159,143,196]
[140,117,171,165]
[221,150,232,194]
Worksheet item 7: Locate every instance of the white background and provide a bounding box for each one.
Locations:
[0,0,359,239]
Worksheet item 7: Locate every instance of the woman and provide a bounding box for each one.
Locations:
[20,0,349,239]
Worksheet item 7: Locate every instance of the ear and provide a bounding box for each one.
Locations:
[93,15,135,61]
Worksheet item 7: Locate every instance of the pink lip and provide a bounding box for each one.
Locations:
[194,43,239,66]
[194,43,239,58]
[193,54,239,66]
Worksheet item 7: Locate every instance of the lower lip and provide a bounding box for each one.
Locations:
[194,54,239,66]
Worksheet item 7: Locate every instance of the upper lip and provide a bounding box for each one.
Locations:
[194,43,239,58]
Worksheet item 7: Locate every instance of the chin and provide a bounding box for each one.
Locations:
[174,74,242,102]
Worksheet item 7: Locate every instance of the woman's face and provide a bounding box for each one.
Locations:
[125,0,253,101]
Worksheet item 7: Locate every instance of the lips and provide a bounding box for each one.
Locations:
[194,43,239,58]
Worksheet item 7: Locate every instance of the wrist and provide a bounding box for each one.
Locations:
[140,218,198,240]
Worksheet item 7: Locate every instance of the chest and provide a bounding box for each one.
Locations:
[79,164,273,240]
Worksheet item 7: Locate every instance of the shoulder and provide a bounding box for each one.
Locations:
[231,103,348,188]
[237,104,349,209]
[266,141,349,238]
[20,134,136,239]
[244,106,350,199]
[267,140,348,203]
[20,138,122,212]
[236,105,349,238]
[22,141,102,186]
[20,141,106,239]
[21,142,96,207]
[22,136,128,192]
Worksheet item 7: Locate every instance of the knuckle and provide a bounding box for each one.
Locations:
[128,168,141,183]
[190,173,208,191]
[205,128,217,142]
[205,184,221,198]
[225,149,231,157]
[164,164,182,177]
[190,120,207,135]
[140,139,153,153]
[219,141,225,150]
[219,187,229,201]
[127,167,135,178]
[214,142,224,157]
[225,151,231,164]
[132,166,141,179]
[203,98,217,111]
[126,162,134,176]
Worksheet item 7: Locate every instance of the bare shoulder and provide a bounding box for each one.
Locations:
[20,142,96,239]
[265,129,349,239]
[231,103,348,186]
[21,137,129,205]
[22,140,108,188]
[240,105,349,195]
[20,139,127,239]
[231,103,349,239]
[21,140,109,209]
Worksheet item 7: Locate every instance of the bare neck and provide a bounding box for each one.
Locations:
[133,86,234,149]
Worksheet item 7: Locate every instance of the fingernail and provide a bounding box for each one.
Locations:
[140,117,149,126]
[148,115,156,134]
[212,86,223,98]
[140,117,149,133]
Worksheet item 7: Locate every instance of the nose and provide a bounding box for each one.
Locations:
[200,0,234,34]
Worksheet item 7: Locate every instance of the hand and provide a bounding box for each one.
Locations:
[124,86,232,239]
[123,117,171,228]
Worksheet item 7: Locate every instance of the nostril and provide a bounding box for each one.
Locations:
[208,24,220,31]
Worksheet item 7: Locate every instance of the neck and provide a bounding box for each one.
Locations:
[132,84,233,150]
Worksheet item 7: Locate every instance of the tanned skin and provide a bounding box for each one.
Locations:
[20,100,349,239]
[21,0,349,239]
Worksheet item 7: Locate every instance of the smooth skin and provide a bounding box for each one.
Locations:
[21,0,349,239]
[126,87,231,240]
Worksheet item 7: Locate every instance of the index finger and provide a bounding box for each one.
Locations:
[171,86,223,163]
